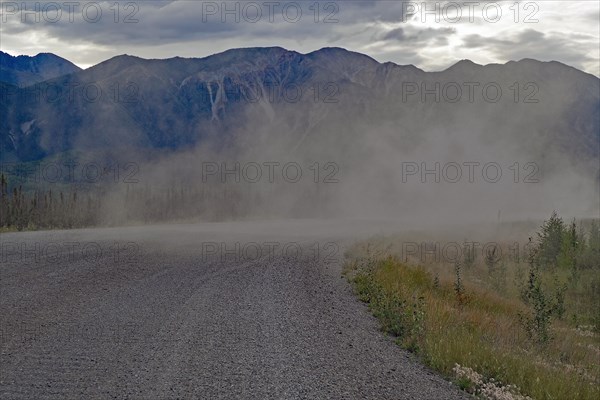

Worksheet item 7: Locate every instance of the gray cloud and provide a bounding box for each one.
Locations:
[462,29,596,71]
[0,1,597,75]
[382,26,456,43]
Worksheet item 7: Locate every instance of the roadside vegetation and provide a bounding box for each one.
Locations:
[344,212,600,400]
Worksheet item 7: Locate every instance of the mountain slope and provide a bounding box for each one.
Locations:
[0,51,82,87]
[0,47,598,170]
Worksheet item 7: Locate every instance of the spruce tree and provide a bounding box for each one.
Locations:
[537,211,565,268]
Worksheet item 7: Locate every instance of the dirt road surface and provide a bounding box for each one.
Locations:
[1,220,468,399]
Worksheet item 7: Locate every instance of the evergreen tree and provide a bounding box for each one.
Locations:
[536,211,565,268]
[558,219,579,270]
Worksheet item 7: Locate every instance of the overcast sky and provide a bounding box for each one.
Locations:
[1,1,598,75]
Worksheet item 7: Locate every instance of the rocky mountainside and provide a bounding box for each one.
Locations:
[0,51,82,87]
[0,47,598,171]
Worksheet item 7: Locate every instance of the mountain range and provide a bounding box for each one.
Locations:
[0,51,81,87]
[0,47,598,173]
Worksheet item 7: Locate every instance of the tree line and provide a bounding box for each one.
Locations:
[0,173,332,230]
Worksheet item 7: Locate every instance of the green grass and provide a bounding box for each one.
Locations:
[344,254,599,400]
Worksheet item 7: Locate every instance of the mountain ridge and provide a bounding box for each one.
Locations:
[87,48,600,80]
[0,47,598,174]
[4,47,597,87]
[0,51,82,87]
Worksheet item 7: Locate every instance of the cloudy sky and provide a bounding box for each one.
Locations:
[1,1,598,75]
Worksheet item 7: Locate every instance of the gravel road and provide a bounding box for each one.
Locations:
[1,220,469,399]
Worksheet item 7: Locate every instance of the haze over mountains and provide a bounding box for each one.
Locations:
[0,47,598,220]
[1,47,598,162]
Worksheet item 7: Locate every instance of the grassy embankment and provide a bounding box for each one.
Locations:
[344,214,599,400]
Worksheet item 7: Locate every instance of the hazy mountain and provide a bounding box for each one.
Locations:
[0,47,598,171]
[0,51,82,87]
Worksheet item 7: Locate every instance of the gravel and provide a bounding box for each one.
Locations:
[0,221,469,399]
